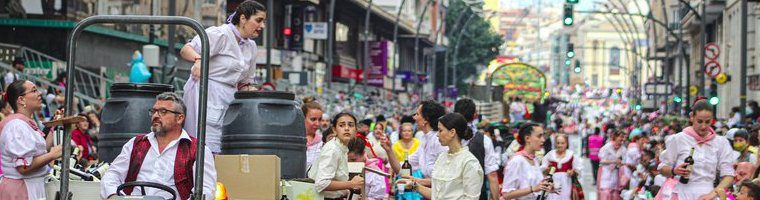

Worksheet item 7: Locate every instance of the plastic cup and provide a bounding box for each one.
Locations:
[397,183,406,194]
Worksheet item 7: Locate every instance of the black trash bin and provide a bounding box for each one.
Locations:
[98,83,174,163]
[221,91,306,179]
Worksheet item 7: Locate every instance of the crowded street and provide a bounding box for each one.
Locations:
[1,0,760,200]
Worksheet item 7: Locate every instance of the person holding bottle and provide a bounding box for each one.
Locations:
[659,99,736,200]
[500,122,554,200]
[541,133,583,200]
[397,113,484,199]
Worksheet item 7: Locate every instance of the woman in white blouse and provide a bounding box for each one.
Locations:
[308,112,364,199]
[597,130,626,200]
[501,122,554,200]
[179,0,265,153]
[541,134,582,200]
[0,80,63,199]
[659,99,735,200]
[397,113,484,199]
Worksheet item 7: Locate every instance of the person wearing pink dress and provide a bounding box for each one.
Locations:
[0,80,63,200]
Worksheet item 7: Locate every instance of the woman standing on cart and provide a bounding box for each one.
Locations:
[180,0,266,153]
[0,80,63,199]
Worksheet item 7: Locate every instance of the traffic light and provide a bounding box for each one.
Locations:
[563,4,574,26]
[674,96,683,103]
[709,82,719,105]
[573,60,581,73]
[709,96,720,105]
[565,59,572,66]
[567,0,579,4]
[635,104,642,110]
[567,43,575,58]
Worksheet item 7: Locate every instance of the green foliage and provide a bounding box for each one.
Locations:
[446,0,504,94]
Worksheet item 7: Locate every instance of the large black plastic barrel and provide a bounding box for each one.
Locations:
[221,91,306,179]
[98,83,174,163]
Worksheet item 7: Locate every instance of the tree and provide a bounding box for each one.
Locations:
[444,0,504,95]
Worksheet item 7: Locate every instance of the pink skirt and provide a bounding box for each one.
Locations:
[0,178,29,200]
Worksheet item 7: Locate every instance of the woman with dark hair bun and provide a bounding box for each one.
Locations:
[0,80,63,199]
[659,99,736,200]
[180,0,267,153]
[501,122,554,200]
[397,113,484,199]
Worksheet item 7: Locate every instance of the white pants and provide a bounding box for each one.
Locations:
[183,79,236,153]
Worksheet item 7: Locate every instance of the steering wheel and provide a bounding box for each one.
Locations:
[116,181,177,200]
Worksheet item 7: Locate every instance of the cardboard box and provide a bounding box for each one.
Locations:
[215,155,281,200]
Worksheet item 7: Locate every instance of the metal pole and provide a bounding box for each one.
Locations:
[363,0,373,88]
[740,0,748,117]
[65,16,210,200]
[392,0,407,94]
[266,0,273,83]
[431,3,445,102]
[326,0,336,89]
[415,0,433,98]
[452,14,475,99]
[699,0,706,96]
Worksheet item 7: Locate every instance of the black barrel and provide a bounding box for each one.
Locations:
[98,83,174,163]
[221,91,306,179]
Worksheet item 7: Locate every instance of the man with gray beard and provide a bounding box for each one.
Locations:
[100,92,217,200]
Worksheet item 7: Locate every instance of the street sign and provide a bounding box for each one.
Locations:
[303,22,328,40]
[704,60,722,78]
[716,73,729,85]
[749,74,760,91]
[644,82,673,96]
[705,42,720,60]
[690,85,698,96]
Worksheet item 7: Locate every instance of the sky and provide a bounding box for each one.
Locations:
[504,0,605,10]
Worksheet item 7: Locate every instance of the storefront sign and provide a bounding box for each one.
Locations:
[332,65,363,82]
[368,40,389,87]
[304,22,328,40]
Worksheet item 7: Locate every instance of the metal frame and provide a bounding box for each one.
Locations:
[64,15,211,200]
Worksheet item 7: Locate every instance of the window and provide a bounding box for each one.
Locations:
[609,47,620,68]
[336,23,349,42]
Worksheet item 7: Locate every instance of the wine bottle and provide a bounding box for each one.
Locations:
[53,165,97,181]
[679,148,695,184]
[401,152,413,177]
[537,167,556,200]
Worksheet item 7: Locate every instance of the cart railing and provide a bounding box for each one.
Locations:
[63,15,211,200]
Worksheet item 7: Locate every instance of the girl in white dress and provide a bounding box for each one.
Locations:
[541,134,582,200]
[501,122,554,200]
[597,131,626,200]
[0,80,63,199]
[308,113,365,199]
[397,113,484,199]
[658,99,735,200]
[180,0,265,153]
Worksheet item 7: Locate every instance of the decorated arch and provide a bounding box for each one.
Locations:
[479,59,547,102]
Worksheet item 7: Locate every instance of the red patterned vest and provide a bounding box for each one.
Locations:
[124,134,197,200]
[548,155,574,173]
